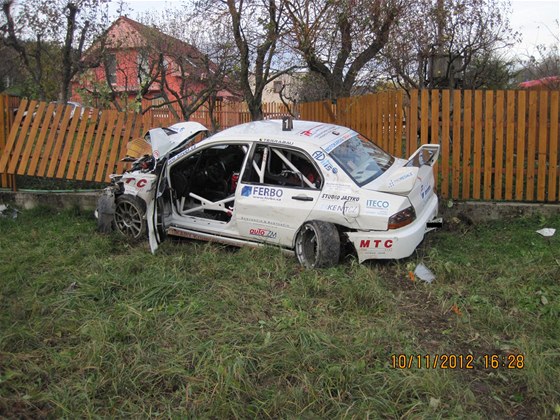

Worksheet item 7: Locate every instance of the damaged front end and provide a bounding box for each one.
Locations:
[95,122,208,241]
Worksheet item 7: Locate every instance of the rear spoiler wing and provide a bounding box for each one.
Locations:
[404,144,440,168]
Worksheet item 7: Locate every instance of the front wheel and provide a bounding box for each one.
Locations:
[295,221,340,268]
[114,195,146,240]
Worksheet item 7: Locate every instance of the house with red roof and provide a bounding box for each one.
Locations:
[71,16,239,111]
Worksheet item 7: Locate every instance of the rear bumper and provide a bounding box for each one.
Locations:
[347,194,439,262]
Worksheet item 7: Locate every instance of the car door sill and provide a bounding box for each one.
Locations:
[167,226,294,255]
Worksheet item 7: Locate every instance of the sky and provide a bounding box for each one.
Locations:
[109,0,560,58]
[509,0,559,57]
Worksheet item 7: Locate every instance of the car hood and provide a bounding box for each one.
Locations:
[149,122,208,160]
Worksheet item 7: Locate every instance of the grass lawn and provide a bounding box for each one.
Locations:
[1,207,559,418]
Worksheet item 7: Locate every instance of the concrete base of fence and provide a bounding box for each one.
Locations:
[0,190,101,213]
[1,189,558,222]
[440,200,560,224]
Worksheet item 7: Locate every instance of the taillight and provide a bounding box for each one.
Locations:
[388,206,416,229]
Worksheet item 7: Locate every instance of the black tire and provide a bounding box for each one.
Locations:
[295,221,340,268]
[114,195,147,240]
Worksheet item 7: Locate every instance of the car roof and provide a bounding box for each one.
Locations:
[209,119,356,149]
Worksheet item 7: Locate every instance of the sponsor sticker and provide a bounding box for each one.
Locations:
[259,138,294,145]
[319,203,359,215]
[320,193,359,202]
[324,137,348,153]
[359,239,394,249]
[388,171,415,188]
[312,150,338,173]
[363,199,391,215]
[366,199,390,209]
[420,184,432,200]
[241,185,284,201]
[249,228,277,239]
[169,143,198,164]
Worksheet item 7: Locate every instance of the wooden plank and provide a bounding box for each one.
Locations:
[441,90,450,198]
[408,90,418,156]
[116,113,136,173]
[75,110,100,180]
[66,109,93,179]
[0,96,6,187]
[130,113,143,139]
[370,94,378,144]
[36,103,65,177]
[27,103,56,176]
[452,90,462,199]
[515,91,526,200]
[430,90,440,188]
[94,110,117,182]
[55,110,82,178]
[420,89,429,145]
[103,111,126,182]
[388,91,396,154]
[505,90,516,200]
[525,90,538,201]
[472,90,483,199]
[395,91,403,157]
[548,91,558,202]
[494,91,505,200]
[377,93,384,150]
[85,110,108,181]
[483,90,494,200]
[536,91,548,201]
[16,101,47,175]
[462,91,473,199]
[45,105,73,178]
[7,100,38,174]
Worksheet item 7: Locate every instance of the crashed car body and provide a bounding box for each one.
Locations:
[98,119,441,268]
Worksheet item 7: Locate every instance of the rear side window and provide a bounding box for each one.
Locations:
[329,134,394,185]
[242,145,322,189]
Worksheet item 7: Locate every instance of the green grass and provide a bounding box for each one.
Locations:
[1,208,559,418]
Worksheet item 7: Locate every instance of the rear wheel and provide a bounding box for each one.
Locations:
[114,195,146,240]
[295,221,340,268]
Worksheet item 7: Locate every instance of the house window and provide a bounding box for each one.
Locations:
[273,80,283,93]
[106,53,117,85]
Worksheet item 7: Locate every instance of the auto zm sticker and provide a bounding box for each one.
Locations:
[249,228,277,239]
[241,185,284,201]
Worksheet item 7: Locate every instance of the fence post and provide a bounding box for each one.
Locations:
[0,95,17,190]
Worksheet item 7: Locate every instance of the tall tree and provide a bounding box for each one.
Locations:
[285,0,404,100]
[1,0,107,102]
[195,0,298,121]
[381,0,519,90]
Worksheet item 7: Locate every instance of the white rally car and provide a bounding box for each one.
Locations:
[97,118,442,268]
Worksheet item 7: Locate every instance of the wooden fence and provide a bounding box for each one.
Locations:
[301,90,560,203]
[0,97,294,187]
[141,100,294,130]
[1,91,559,203]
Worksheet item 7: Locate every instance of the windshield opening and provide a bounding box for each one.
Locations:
[329,134,394,185]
